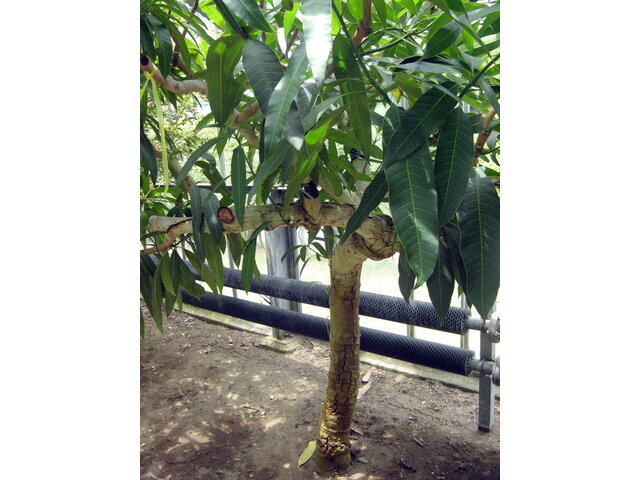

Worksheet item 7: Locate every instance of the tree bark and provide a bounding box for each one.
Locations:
[315,239,368,473]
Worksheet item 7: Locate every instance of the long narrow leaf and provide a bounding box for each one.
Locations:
[176,137,224,186]
[242,39,308,153]
[457,167,500,319]
[384,88,457,168]
[241,239,258,291]
[150,18,173,77]
[222,0,273,32]
[385,146,439,286]
[242,40,283,114]
[231,146,247,226]
[382,104,405,150]
[264,44,309,160]
[151,267,165,332]
[434,107,473,226]
[426,243,455,324]
[425,22,462,58]
[333,35,371,159]
[189,185,206,260]
[204,234,225,295]
[206,35,246,125]
[398,245,416,302]
[202,189,224,244]
[478,77,500,116]
[140,131,158,184]
[301,0,332,88]
[442,225,469,298]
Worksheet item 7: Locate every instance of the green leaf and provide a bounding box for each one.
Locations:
[177,254,206,299]
[284,2,301,37]
[151,267,165,332]
[298,440,316,467]
[382,104,405,150]
[159,254,176,296]
[140,307,145,338]
[140,131,158,185]
[204,234,225,294]
[323,226,335,254]
[372,0,386,24]
[140,211,150,239]
[150,18,173,77]
[398,245,416,302]
[231,146,247,226]
[384,88,457,168]
[243,39,308,153]
[340,171,387,244]
[478,77,500,116]
[169,250,182,295]
[201,189,224,244]
[284,155,316,208]
[332,35,371,159]
[176,137,224,187]
[189,185,206,260]
[140,15,156,58]
[426,243,455,325]
[301,0,332,88]
[241,238,257,292]
[442,225,469,298]
[242,40,283,115]
[248,139,292,202]
[227,233,245,266]
[457,167,499,319]
[385,146,439,286]
[221,0,273,32]
[206,35,246,125]
[434,107,473,226]
[264,44,309,160]
[140,256,155,311]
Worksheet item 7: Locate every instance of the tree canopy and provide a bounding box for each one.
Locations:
[140,0,500,328]
[140,0,499,472]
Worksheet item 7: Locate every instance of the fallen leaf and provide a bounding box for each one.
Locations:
[362,367,374,383]
[357,383,371,400]
[298,440,315,467]
[350,421,364,436]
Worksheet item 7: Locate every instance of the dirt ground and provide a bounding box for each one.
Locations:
[140,307,499,480]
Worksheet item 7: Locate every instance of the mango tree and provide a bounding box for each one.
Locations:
[140,0,500,473]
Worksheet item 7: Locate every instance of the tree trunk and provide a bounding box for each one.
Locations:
[315,240,368,474]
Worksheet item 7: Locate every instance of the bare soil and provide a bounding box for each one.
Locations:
[140,307,499,480]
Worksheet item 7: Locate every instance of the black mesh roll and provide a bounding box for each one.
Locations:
[221,267,470,334]
[181,291,474,375]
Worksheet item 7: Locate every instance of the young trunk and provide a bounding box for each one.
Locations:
[315,240,368,474]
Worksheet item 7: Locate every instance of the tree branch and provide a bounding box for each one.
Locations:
[351,0,372,47]
[141,56,260,148]
[141,56,208,95]
[473,107,497,165]
[145,203,399,260]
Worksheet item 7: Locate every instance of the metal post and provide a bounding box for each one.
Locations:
[406,291,415,338]
[460,294,470,349]
[264,190,301,339]
[478,304,497,432]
